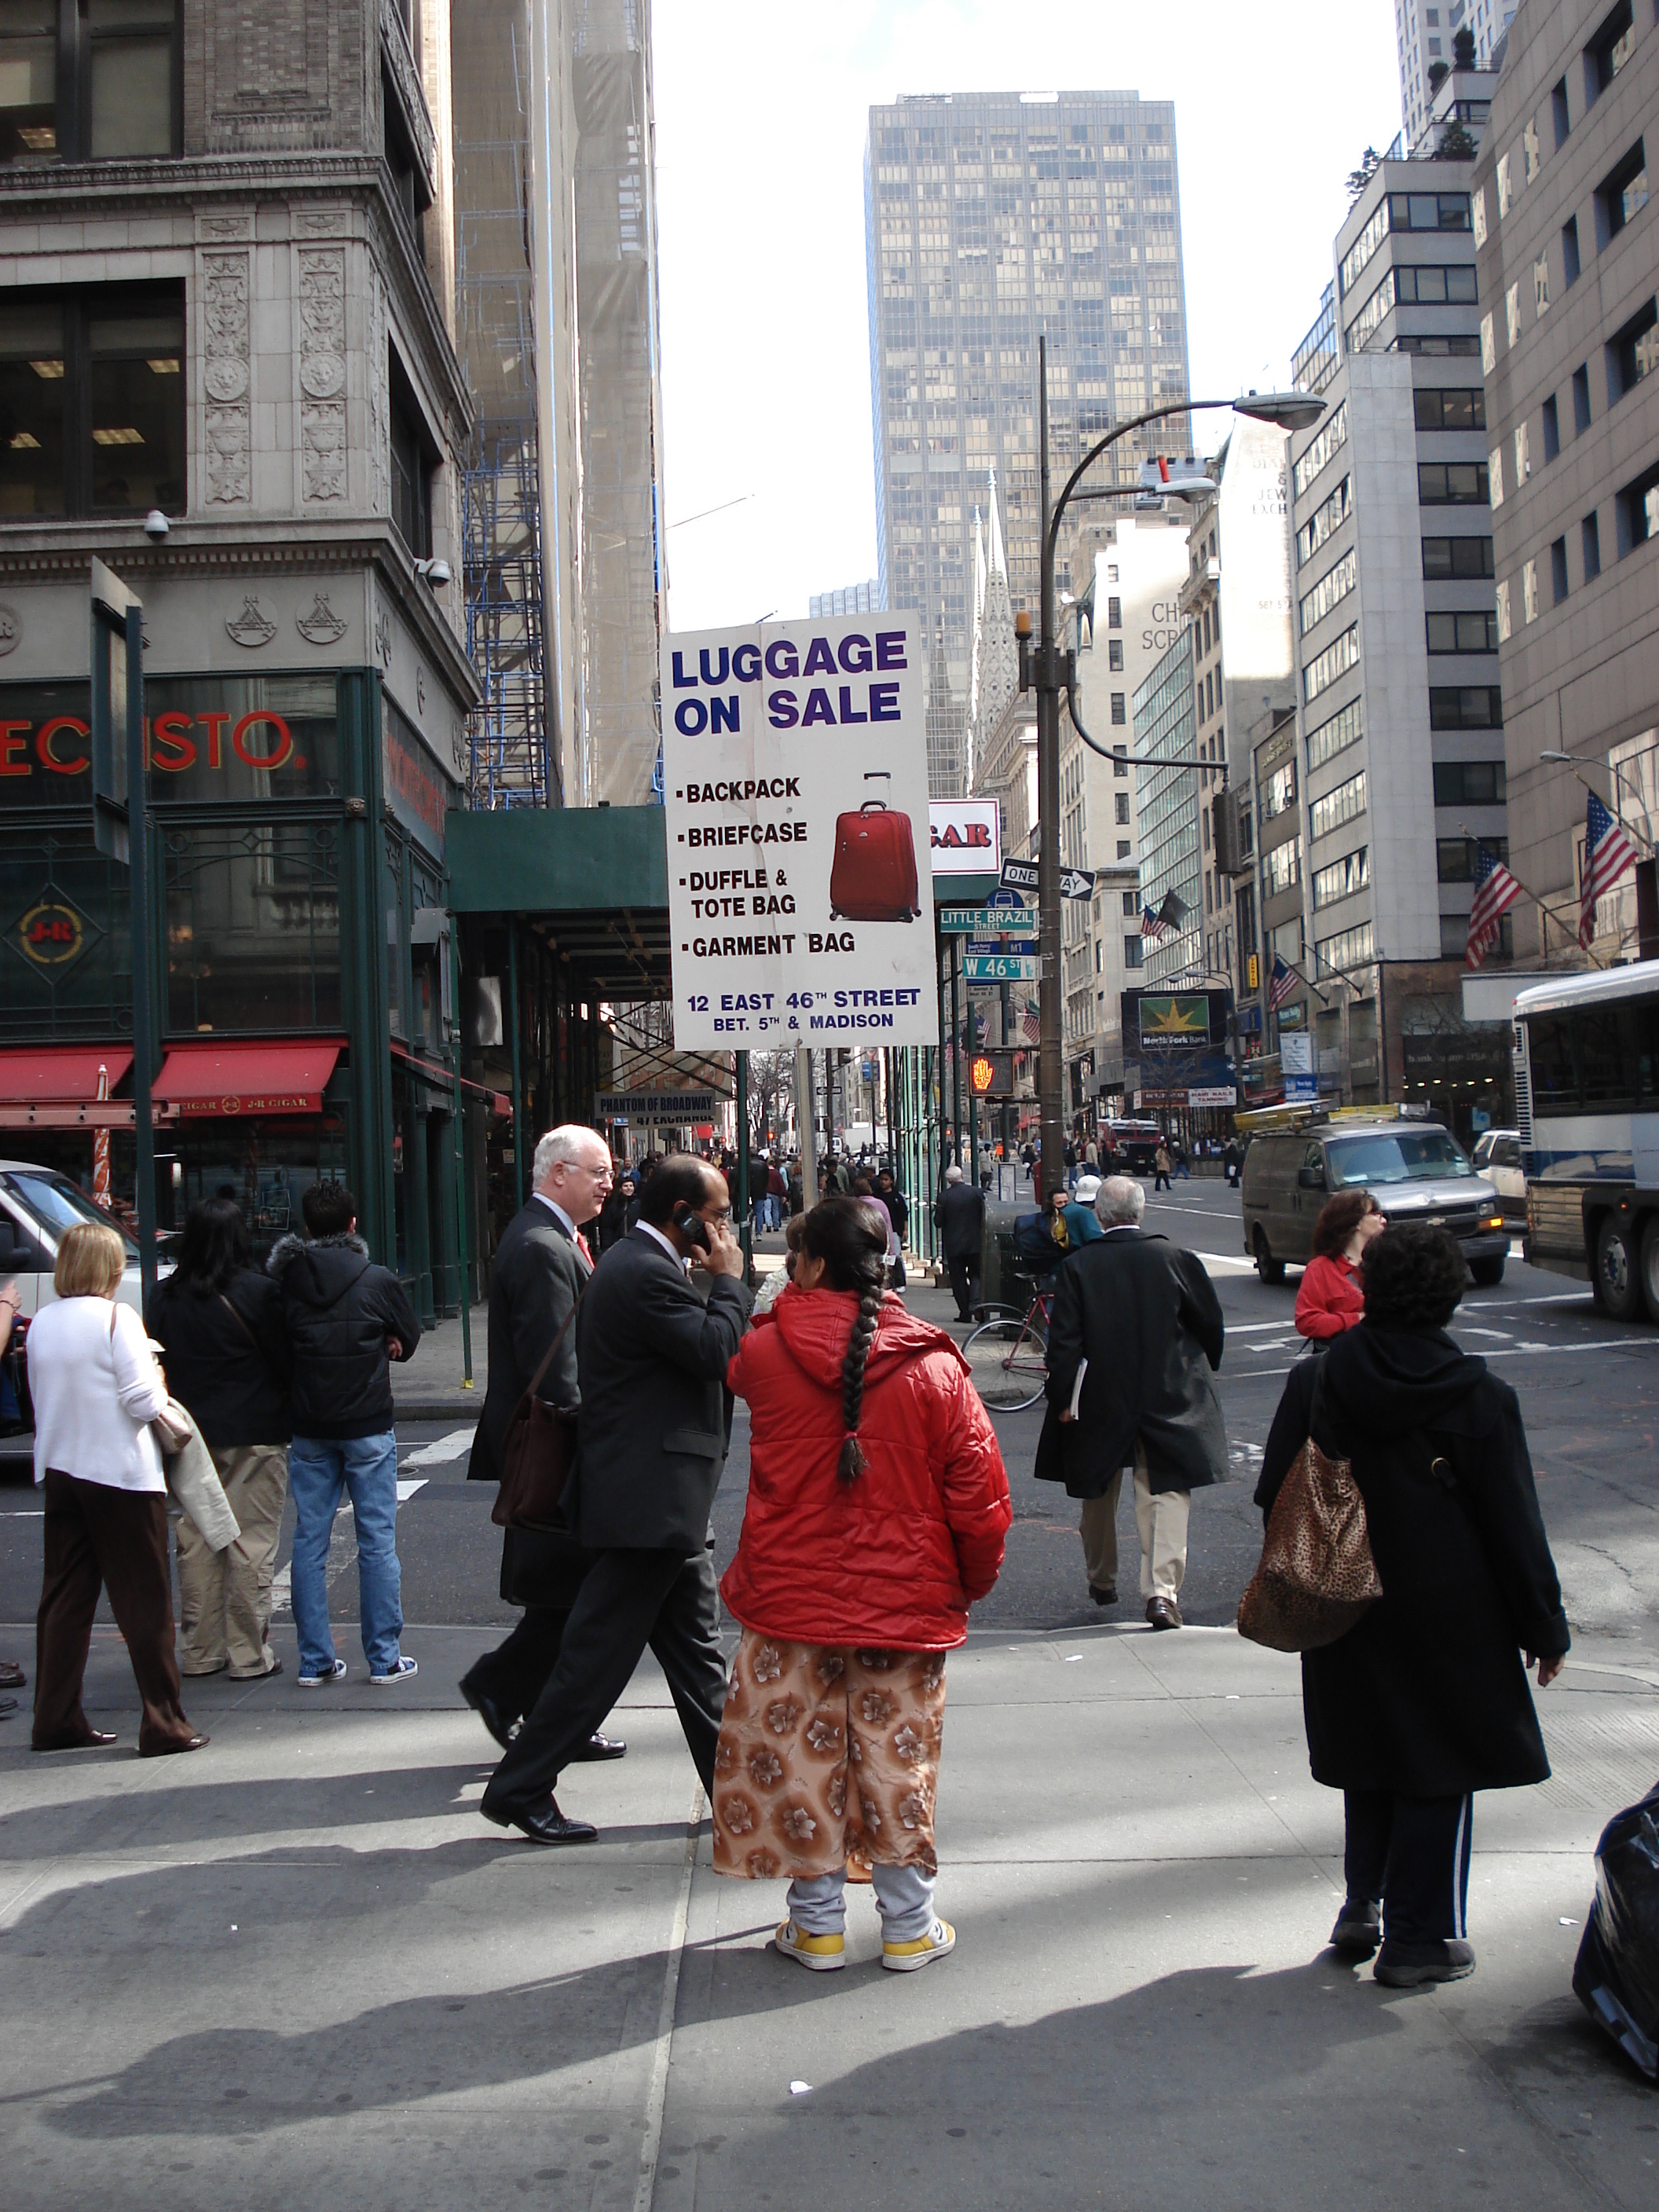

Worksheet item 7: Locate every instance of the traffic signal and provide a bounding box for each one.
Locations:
[968,1049,1015,1097]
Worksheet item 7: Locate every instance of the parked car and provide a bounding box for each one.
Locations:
[1470,1127,1527,1225]
[1240,1111,1509,1287]
[0,1163,151,1475]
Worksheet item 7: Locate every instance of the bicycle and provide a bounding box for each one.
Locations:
[962,1280,1053,1413]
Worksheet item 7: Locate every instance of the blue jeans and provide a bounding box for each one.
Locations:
[287,1431,404,1675]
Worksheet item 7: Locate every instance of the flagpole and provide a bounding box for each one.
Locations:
[1460,824,1607,968]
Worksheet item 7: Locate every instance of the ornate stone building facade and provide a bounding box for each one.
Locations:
[0,0,482,1313]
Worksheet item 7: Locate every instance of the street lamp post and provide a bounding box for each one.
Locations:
[1021,346,1324,1192]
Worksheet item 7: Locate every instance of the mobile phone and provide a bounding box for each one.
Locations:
[672,1202,712,1252]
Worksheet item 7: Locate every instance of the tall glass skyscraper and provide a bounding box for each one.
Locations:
[864,90,1191,793]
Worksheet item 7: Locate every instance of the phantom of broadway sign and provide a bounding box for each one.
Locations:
[661,615,939,1053]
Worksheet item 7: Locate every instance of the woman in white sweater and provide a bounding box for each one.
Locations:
[27,1221,206,1756]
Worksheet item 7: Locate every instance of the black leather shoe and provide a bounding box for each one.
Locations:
[481,1795,598,1846]
[1145,1595,1184,1630]
[571,1731,627,1762]
[1088,1584,1117,1606]
[1329,1899,1382,1960]
[459,1677,515,1750]
[1374,1937,1475,1987]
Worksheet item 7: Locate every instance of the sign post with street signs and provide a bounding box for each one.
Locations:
[661,614,938,1053]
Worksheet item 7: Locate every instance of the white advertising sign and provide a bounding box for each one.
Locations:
[661,614,939,1053]
[928,799,1001,874]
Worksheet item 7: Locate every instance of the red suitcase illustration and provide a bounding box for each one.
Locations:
[829,772,921,922]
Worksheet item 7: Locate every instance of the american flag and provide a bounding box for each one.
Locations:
[1465,841,1522,968]
[1141,903,1166,939]
[1580,789,1639,947]
[1020,998,1042,1042]
[1267,954,1298,1011]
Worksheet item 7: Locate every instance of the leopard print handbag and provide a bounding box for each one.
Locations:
[1238,1389,1383,1653]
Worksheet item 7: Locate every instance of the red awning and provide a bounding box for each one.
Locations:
[0,1046,133,1104]
[152,1042,342,1118]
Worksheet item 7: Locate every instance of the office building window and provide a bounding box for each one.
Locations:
[1262,756,1298,819]
[1306,696,1364,774]
[1110,693,1126,725]
[1496,577,1511,639]
[0,285,185,515]
[1573,361,1593,433]
[1312,845,1369,909]
[1108,639,1124,671]
[1116,839,1132,860]
[1595,139,1649,246]
[1426,610,1500,652]
[1124,935,1143,969]
[1113,753,1126,778]
[1616,460,1659,554]
[1414,386,1486,431]
[1107,596,1122,629]
[1562,215,1581,286]
[1551,536,1570,602]
[1553,76,1571,148]
[1298,546,1357,635]
[1115,791,1130,826]
[1316,921,1375,973]
[1422,534,1495,577]
[0,0,181,166]
[1543,393,1561,461]
[1309,771,1367,842]
[1438,836,1510,883]
[1514,419,1533,482]
[1608,298,1659,400]
[1418,460,1490,504]
[1428,688,1504,731]
[1433,760,1507,805]
[1297,476,1352,566]
[1121,889,1137,917]
[1535,252,1551,317]
[1292,399,1347,497]
[1304,623,1360,704]
[1585,4,1636,106]
[1584,509,1602,578]
[1265,837,1302,895]
[388,347,436,558]
[1523,557,1540,621]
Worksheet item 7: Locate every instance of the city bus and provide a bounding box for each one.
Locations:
[1512,960,1659,1319]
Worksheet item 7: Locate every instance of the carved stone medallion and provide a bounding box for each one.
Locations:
[226,595,277,649]
[0,603,18,657]
[373,605,392,668]
[296,591,349,646]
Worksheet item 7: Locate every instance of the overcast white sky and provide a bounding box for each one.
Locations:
[652,2,1402,635]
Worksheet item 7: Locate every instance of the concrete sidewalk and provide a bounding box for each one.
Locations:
[3,1621,1657,2211]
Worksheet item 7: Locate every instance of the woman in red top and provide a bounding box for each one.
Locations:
[713,1197,1011,1976]
[1295,1189,1386,1341]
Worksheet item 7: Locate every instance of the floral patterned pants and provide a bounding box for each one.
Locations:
[712,1632,948,1881]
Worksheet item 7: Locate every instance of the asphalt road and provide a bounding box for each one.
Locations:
[2,1180,1656,1664]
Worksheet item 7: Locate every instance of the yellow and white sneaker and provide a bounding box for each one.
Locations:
[773,1919,846,1972]
[881,1917,956,1972]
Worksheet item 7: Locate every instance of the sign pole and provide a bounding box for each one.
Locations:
[121,606,156,1309]
[796,1045,818,1209]
[734,1050,751,1274]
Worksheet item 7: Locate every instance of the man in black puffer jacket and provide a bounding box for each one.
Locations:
[269,1183,421,1690]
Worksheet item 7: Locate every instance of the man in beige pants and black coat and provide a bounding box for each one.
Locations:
[1034,1176,1226,1628]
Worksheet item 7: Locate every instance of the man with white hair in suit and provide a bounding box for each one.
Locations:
[933,1162,986,1321]
[1035,1174,1227,1628]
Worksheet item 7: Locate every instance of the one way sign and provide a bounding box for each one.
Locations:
[1000,858,1094,901]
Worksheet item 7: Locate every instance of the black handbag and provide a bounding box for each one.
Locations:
[489,1296,581,1534]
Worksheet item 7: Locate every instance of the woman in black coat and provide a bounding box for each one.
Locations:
[1256,1223,1568,1989]
[148,1199,291,1680]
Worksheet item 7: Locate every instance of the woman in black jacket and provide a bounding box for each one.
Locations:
[1256,1223,1569,1988]
[148,1199,292,1679]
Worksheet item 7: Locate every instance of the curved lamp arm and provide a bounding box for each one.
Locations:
[1064,679,1223,779]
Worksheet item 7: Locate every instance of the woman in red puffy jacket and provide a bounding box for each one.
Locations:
[713,1196,1011,1977]
[1295,1189,1386,1341]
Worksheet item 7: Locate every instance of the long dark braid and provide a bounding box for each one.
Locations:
[800,1196,889,1484]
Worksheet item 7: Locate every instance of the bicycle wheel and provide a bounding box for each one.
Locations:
[962,1315,1049,1413]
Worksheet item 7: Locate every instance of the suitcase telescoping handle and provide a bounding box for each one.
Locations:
[861,769,892,816]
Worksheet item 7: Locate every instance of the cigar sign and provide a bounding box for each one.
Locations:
[661,614,939,1053]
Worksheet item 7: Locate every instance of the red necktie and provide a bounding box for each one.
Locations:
[576,1230,593,1266]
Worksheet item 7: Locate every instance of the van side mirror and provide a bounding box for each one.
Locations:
[1297,1166,1327,1191]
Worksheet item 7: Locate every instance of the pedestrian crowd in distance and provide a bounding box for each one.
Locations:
[8,1128,1572,1995]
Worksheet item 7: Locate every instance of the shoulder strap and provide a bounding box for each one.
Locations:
[218,1291,261,1353]
[522,1280,584,1404]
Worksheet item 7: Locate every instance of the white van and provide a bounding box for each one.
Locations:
[0,1161,147,1317]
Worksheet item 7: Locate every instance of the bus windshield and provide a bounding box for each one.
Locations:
[2,1170,141,1258]
[1326,1131,1474,1187]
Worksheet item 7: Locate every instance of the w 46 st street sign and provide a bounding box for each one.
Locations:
[963,954,1039,980]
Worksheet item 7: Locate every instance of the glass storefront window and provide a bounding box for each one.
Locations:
[176,1118,348,1254]
[0,823,131,1040]
[163,821,342,1035]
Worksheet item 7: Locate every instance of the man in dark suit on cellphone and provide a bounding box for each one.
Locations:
[480,1154,752,1844]
[462,1124,625,1762]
